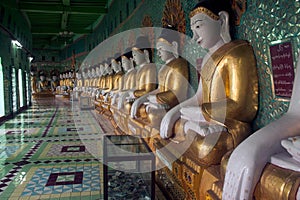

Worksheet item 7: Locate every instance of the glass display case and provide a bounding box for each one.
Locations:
[103,135,155,200]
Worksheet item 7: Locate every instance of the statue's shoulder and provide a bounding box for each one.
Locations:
[170,57,188,68]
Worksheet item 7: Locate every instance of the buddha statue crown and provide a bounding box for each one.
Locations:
[158,25,179,45]
[190,0,236,38]
[132,36,152,63]
[112,53,122,64]
[122,47,133,60]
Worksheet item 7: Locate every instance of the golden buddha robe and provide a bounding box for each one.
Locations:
[92,78,97,87]
[59,79,64,87]
[88,79,93,87]
[156,58,188,107]
[77,79,83,87]
[84,79,90,87]
[103,74,113,93]
[124,69,137,90]
[137,58,189,124]
[99,76,106,89]
[31,76,37,93]
[133,63,157,98]
[38,81,48,91]
[171,40,258,166]
[124,63,156,114]
[200,40,258,146]
[112,71,124,91]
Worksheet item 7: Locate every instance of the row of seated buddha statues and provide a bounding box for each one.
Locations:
[55,70,75,97]
[70,0,300,199]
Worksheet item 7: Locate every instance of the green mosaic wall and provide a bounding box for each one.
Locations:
[236,0,300,129]
[0,1,32,117]
[63,0,300,129]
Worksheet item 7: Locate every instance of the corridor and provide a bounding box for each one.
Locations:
[0,97,114,199]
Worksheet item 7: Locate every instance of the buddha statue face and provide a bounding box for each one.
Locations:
[96,67,100,77]
[91,68,95,78]
[87,69,91,78]
[132,49,146,65]
[111,60,120,72]
[104,63,113,74]
[52,76,57,81]
[100,64,105,76]
[190,13,223,50]
[63,74,66,79]
[156,41,176,63]
[69,72,73,78]
[60,74,63,79]
[40,75,45,81]
[121,57,131,72]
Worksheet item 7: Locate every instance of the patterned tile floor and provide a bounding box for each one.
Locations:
[0,97,166,200]
[0,98,113,200]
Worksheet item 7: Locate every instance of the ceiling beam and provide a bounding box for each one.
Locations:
[31,27,92,35]
[19,2,107,15]
[61,0,70,30]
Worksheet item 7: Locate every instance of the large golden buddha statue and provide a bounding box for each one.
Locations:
[160,0,258,164]
[223,54,300,200]
[123,36,157,114]
[130,27,189,128]
[113,48,137,110]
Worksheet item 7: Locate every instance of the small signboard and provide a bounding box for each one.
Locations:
[269,40,295,98]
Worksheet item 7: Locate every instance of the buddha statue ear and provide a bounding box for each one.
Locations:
[219,11,231,43]
[171,41,179,59]
[144,50,150,64]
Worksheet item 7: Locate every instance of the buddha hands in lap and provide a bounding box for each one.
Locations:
[160,0,258,164]
[130,27,189,127]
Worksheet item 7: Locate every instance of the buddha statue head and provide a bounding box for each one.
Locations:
[76,71,82,80]
[156,26,180,63]
[111,53,122,73]
[122,47,133,72]
[87,68,92,78]
[69,71,74,79]
[91,67,96,78]
[39,71,46,81]
[132,36,152,66]
[82,69,86,79]
[189,0,235,51]
[105,58,113,75]
[96,65,100,77]
[100,63,106,76]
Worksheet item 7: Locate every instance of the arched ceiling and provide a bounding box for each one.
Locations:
[18,0,108,50]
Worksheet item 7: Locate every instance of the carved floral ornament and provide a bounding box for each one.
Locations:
[162,0,186,34]
[231,0,247,25]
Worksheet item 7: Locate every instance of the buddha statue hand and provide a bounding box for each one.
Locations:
[130,95,148,118]
[281,136,300,162]
[147,94,158,104]
[125,91,136,103]
[118,92,129,110]
[180,106,206,122]
[160,105,181,139]
[184,121,226,137]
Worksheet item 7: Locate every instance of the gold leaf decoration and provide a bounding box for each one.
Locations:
[162,0,186,34]
[231,0,247,25]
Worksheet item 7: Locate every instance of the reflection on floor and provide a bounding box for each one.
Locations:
[0,98,165,200]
